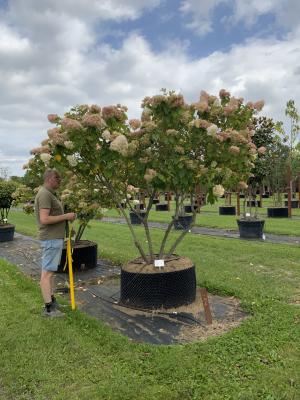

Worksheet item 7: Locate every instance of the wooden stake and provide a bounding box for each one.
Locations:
[200,288,213,325]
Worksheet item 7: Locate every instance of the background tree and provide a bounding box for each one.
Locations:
[276,99,300,197]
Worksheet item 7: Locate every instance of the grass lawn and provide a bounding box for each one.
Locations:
[0,212,300,399]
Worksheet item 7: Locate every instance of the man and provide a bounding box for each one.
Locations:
[35,169,76,317]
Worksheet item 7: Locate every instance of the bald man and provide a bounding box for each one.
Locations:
[35,169,76,317]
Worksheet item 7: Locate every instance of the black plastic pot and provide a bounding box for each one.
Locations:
[134,204,145,211]
[219,206,236,215]
[120,263,196,309]
[239,194,245,198]
[174,215,193,230]
[129,211,146,225]
[155,204,169,211]
[237,219,265,239]
[0,224,15,242]
[58,240,97,272]
[284,200,299,208]
[152,199,160,204]
[246,200,261,208]
[267,207,288,218]
[184,204,198,213]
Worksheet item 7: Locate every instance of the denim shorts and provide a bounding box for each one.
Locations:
[40,239,64,272]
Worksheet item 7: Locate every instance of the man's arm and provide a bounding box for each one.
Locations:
[39,209,76,225]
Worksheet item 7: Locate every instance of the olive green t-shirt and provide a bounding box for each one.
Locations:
[35,186,65,240]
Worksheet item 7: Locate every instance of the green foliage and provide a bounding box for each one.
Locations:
[250,117,277,186]
[275,100,300,199]
[0,180,17,224]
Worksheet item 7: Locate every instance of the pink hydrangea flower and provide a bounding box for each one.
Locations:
[238,181,248,190]
[219,89,230,98]
[61,118,83,130]
[83,114,104,129]
[258,146,266,154]
[229,145,240,154]
[253,100,264,111]
[144,168,157,182]
[47,114,59,123]
[129,119,141,130]
[89,104,101,113]
[102,106,126,122]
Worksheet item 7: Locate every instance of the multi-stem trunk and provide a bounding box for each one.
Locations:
[96,174,149,263]
[141,190,155,262]
[158,191,180,258]
[166,199,197,257]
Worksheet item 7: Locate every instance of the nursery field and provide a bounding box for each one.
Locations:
[99,196,300,237]
[0,211,300,399]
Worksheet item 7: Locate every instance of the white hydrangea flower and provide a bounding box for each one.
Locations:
[66,155,78,167]
[102,130,111,141]
[207,124,218,136]
[40,153,51,164]
[64,141,74,150]
[213,184,225,197]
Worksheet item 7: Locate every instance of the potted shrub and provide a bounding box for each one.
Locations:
[237,184,265,239]
[57,177,106,271]
[0,180,17,242]
[265,137,289,217]
[237,116,281,234]
[16,169,108,271]
[219,191,236,215]
[26,89,262,309]
[173,195,194,230]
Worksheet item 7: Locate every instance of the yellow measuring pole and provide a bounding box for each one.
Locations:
[66,224,76,310]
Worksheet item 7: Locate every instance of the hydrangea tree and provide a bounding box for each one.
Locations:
[25,89,263,263]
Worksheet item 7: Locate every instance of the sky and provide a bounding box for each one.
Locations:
[0,0,300,176]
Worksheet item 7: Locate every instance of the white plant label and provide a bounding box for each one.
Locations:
[154,259,165,268]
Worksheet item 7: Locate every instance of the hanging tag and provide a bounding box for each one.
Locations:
[154,259,165,268]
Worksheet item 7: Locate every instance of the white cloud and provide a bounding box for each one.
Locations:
[0,24,31,54]
[231,0,300,29]
[0,0,300,176]
[180,0,300,35]
[180,0,228,36]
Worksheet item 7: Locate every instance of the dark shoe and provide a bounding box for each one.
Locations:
[42,307,65,318]
[51,299,67,311]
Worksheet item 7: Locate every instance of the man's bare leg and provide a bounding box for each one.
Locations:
[40,270,54,304]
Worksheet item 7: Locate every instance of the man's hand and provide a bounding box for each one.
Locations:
[65,212,76,222]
